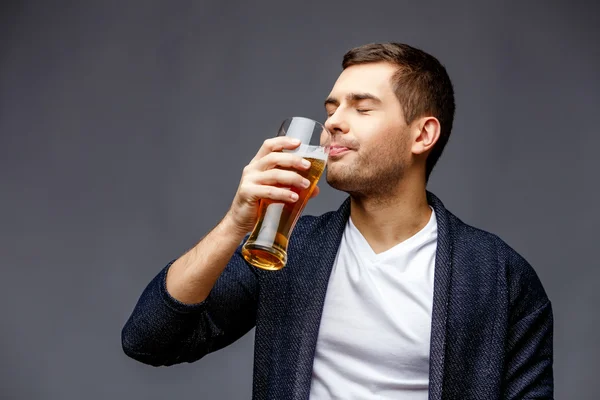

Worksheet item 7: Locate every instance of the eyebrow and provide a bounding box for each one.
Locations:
[324,92,382,108]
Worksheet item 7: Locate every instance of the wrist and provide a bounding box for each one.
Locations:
[221,211,251,241]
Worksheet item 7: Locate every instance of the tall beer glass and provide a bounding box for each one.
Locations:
[242,117,331,270]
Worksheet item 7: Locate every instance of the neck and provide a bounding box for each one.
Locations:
[349,176,432,254]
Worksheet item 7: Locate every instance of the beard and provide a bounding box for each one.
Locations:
[326,139,409,198]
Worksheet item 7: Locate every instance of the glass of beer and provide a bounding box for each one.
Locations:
[241,117,331,271]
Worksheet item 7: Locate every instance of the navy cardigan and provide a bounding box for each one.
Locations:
[122,191,553,399]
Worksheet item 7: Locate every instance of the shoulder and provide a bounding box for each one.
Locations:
[446,210,551,322]
[292,210,340,239]
[293,197,350,239]
[296,211,337,229]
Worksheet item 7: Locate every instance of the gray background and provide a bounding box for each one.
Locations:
[1,0,598,399]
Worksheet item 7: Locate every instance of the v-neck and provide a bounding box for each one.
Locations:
[346,207,436,265]
[287,193,453,400]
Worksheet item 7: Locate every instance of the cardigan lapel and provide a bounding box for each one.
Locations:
[288,192,453,399]
[291,198,351,399]
[426,191,454,400]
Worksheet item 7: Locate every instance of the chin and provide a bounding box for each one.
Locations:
[326,170,355,193]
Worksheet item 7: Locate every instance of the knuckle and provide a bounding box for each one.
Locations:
[274,168,286,177]
[256,169,269,178]
[269,153,287,166]
[264,138,279,148]
[281,170,295,182]
[238,182,249,196]
[264,152,277,162]
[270,154,285,166]
[240,171,252,183]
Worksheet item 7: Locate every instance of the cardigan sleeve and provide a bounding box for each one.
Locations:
[503,300,554,399]
[502,250,554,399]
[121,240,259,366]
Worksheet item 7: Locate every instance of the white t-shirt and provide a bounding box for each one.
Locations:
[309,209,437,399]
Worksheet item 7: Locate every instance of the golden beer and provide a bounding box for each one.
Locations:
[242,155,327,270]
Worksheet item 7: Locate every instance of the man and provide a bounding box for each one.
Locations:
[121,43,553,399]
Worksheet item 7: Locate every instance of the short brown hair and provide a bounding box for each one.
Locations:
[343,42,455,181]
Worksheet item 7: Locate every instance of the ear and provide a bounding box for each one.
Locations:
[411,116,440,155]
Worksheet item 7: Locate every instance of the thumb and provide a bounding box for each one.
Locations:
[310,185,320,199]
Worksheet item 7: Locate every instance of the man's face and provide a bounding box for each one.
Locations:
[324,62,412,196]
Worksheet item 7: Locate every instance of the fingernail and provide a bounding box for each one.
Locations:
[302,159,311,168]
[291,192,299,201]
[302,179,310,188]
[291,138,301,144]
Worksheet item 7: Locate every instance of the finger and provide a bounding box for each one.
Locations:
[253,151,310,172]
[251,137,302,162]
[253,169,311,190]
[247,184,300,203]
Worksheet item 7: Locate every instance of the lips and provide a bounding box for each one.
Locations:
[329,146,351,157]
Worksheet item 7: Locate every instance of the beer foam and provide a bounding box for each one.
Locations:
[284,144,328,161]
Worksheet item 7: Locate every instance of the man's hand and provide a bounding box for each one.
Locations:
[226,136,320,235]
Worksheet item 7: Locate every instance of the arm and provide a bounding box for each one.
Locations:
[120,216,258,366]
[503,300,554,399]
[121,136,315,366]
[502,252,554,399]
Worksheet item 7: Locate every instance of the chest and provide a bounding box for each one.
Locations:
[315,242,436,371]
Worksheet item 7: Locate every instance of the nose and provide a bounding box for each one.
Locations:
[325,110,350,135]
